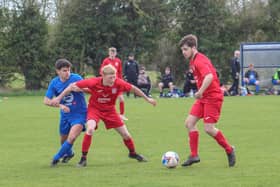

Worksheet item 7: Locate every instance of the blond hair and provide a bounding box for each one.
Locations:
[102,64,117,75]
[108,47,117,53]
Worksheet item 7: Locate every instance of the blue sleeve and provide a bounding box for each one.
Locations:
[71,74,83,82]
[45,79,56,99]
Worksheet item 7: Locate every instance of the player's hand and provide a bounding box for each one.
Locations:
[60,104,70,113]
[147,98,157,106]
[50,97,61,106]
[194,91,203,99]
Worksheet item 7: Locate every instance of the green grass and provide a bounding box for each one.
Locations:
[0,96,279,187]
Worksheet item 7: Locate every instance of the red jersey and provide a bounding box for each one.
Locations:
[100,57,123,79]
[189,52,223,102]
[76,77,132,111]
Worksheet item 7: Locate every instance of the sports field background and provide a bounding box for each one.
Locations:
[0,96,279,187]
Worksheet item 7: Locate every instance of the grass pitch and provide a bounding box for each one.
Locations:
[0,95,279,187]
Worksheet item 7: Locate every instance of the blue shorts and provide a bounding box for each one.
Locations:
[248,79,257,85]
[59,113,86,135]
[272,79,279,85]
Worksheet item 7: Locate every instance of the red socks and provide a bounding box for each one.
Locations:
[82,133,92,157]
[189,131,199,157]
[123,138,135,154]
[214,131,233,154]
[120,101,125,115]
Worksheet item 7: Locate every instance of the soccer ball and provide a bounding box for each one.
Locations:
[161,151,180,168]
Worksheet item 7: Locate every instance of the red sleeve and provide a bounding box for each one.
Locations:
[76,78,95,89]
[118,78,132,92]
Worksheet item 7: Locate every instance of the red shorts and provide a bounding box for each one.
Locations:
[87,108,124,129]
[190,99,223,123]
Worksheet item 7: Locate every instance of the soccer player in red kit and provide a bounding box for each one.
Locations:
[179,34,236,167]
[100,47,128,121]
[53,64,156,167]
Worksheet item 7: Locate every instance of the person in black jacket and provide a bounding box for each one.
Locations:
[124,53,139,97]
[183,68,197,97]
[158,66,174,97]
[228,50,240,96]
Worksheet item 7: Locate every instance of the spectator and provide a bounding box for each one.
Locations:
[183,68,197,97]
[228,50,240,96]
[124,53,139,97]
[220,83,230,96]
[244,64,260,94]
[158,66,174,97]
[137,66,151,97]
[272,68,280,85]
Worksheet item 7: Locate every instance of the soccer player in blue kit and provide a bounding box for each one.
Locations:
[44,59,87,167]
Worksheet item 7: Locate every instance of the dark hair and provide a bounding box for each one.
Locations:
[55,59,72,70]
[179,34,198,48]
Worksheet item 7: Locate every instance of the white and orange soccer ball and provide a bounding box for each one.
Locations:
[161,151,180,168]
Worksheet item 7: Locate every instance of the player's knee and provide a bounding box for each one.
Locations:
[204,125,215,136]
[122,133,131,140]
[86,125,96,135]
[185,119,194,130]
[67,136,76,144]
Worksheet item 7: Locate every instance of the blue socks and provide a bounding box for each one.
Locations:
[53,141,73,161]
[256,85,260,93]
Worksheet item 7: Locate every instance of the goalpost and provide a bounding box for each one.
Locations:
[240,42,280,90]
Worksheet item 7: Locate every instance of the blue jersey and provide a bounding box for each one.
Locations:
[45,73,87,118]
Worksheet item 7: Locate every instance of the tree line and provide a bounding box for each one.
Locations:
[0,0,279,90]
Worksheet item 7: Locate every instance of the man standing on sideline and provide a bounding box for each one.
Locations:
[52,64,157,167]
[100,47,128,121]
[229,50,240,96]
[44,59,87,167]
[179,34,236,168]
[124,53,139,97]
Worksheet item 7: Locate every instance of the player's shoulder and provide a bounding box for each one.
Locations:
[70,73,83,79]
[115,77,126,84]
[115,57,122,62]
[102,57,110,64]
[49,76,60,84]
[88,76,101,84]
[197,52,210,61]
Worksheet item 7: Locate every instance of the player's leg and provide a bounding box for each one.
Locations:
[59,134,71,157]
[181,114,201,167]
[203,101,236,167]
[114,125,147,162]
[77,120,97,167]
[61,124,84,163]
[53,125,83,165]
[51,120,71,167]
[119,94,128,121]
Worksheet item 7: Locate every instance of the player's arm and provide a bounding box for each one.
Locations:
[43,97,70,112]
[81,88,91,94]
[50,83,80,105]
[130,85,156,106]
[195,73,213,99]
